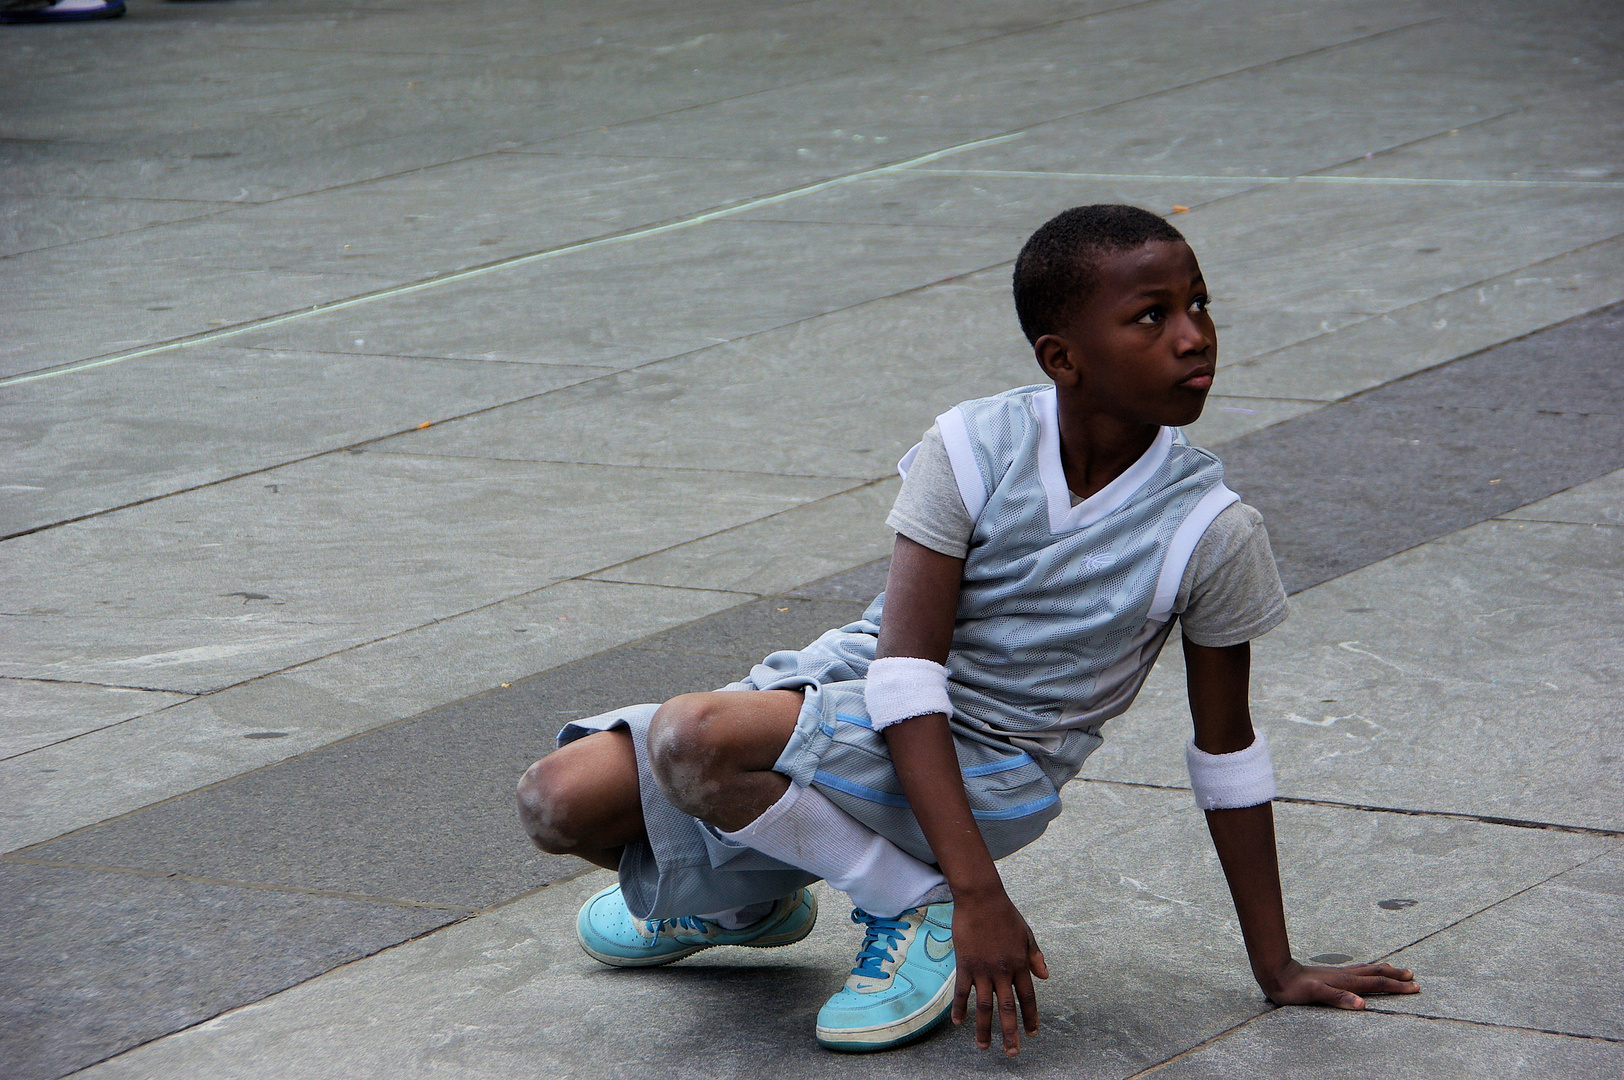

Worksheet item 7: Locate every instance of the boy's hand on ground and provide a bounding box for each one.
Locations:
[948,891,1048,1056]
[1262,959,1419,1010]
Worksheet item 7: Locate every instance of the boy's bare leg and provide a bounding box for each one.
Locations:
[516,689,802,870]
[517,729,646,870]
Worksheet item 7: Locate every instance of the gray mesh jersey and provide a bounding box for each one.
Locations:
[741,383,1242,770]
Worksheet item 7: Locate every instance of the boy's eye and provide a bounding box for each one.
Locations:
[1191,296,1210,313]
[1136,307,1165,324]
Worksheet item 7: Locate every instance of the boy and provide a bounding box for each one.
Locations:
[518,205,1419,1057]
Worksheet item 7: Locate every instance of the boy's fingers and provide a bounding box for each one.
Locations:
[998,976,1022,1056]
[1350,975,1420,995]
[975,978,996,1049]
[1316,983,1366,1010]
[952,970,972,1026]
[1015,970,1040,1034]
[1029,940,1050,980]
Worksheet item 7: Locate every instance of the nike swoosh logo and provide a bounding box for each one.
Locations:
[922,931,954,962]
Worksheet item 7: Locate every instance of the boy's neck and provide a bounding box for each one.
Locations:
[1054,399,1162,501]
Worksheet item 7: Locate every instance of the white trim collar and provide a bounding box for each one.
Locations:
[1034,386,1173,534]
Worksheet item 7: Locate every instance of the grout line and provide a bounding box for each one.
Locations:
[1120,1010,1273,1078]
[0,674,194,694]
[1494,516,1622,529]
[1,856,481,913]
[0,132,1024,389]
[1074,778,1624,837]
[1360,1007,1624,1044]
[1374,848,1617,966]
[911,168,1624,189]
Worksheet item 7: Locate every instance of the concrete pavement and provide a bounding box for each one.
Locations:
[2,0,1620,1076]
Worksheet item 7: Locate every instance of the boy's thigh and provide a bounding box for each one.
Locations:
[776,681,1063,864]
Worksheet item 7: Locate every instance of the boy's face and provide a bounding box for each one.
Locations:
[1039,240,1216,429]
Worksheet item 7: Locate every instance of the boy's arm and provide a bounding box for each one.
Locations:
[877,534,1047,1057]
[1184,637,1420,1007]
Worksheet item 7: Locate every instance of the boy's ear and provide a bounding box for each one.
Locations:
[1033,333,1083,387]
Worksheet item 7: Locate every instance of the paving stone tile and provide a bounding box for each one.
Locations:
[1319,80,1624,186]
[0,580,745,854]
[784,557,892,604]
[0,347,604,536]
[1,262,402,381]
[0,195,233,258]
[0,862,457,1080]
[1147,1007,1624,1080]
[361,266,1037,477]
[0,679,189,761]
[236,218,1026,370]
[1380,848,1624,1039]
[632,596,873,666]
[1500,467,1624,527]
[0,453,846,693]
[1219,238,1624,401]
[590,478,899,594]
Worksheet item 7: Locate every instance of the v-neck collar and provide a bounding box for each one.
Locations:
[1033,386,1173,534]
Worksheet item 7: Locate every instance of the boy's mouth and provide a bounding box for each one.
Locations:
[1178,370,1214,390]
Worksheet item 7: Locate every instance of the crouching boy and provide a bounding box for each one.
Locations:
[517,204,1419,1056]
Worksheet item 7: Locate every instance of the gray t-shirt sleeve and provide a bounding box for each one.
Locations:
[886,425,975,558]
[1175,501,1290,647]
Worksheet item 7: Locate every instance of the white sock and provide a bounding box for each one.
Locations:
[721,783,948,918]
[694,901,775,930]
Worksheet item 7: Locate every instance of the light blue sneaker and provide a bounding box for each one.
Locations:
[576,883,818,968]
[816,904,955,1052]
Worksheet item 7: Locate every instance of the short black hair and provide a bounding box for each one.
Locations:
[1012,204,1186,343]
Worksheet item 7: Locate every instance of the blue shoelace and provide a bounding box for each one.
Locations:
[641,915,707,944]
[849,908,911,977]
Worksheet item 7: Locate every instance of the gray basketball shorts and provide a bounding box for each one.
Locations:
[556,679,1069,921]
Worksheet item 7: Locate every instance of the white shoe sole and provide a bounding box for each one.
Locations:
[579,892,818,968]
[815,972,955,1052]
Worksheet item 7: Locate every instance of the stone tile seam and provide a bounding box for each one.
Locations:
[1373,847,1618,969]
[1075,779,1624,838]
[1496,516,1621,529]
[1119,1010,1270,1079]
[915,169,1624,191]
[0,12,1449,391]
[0,674,195,696]
[224,344,620,371]
[0,856,482,914]
[1222,234,1624,380]
[1362,1006,1624,1045]
[0,131,1028,390]
[364,446,882,483]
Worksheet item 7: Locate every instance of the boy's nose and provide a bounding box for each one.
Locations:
[1172,311,1215,355]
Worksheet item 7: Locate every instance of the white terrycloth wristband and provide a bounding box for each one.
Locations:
[1186,730,1277,810]
[865,656,952,732]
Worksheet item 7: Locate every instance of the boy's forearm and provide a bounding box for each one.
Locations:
[882,714,1005,899]
[1204,802,1294,989]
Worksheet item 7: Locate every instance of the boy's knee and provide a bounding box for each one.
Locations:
[648,693,732,818]
[516,756,595,854]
